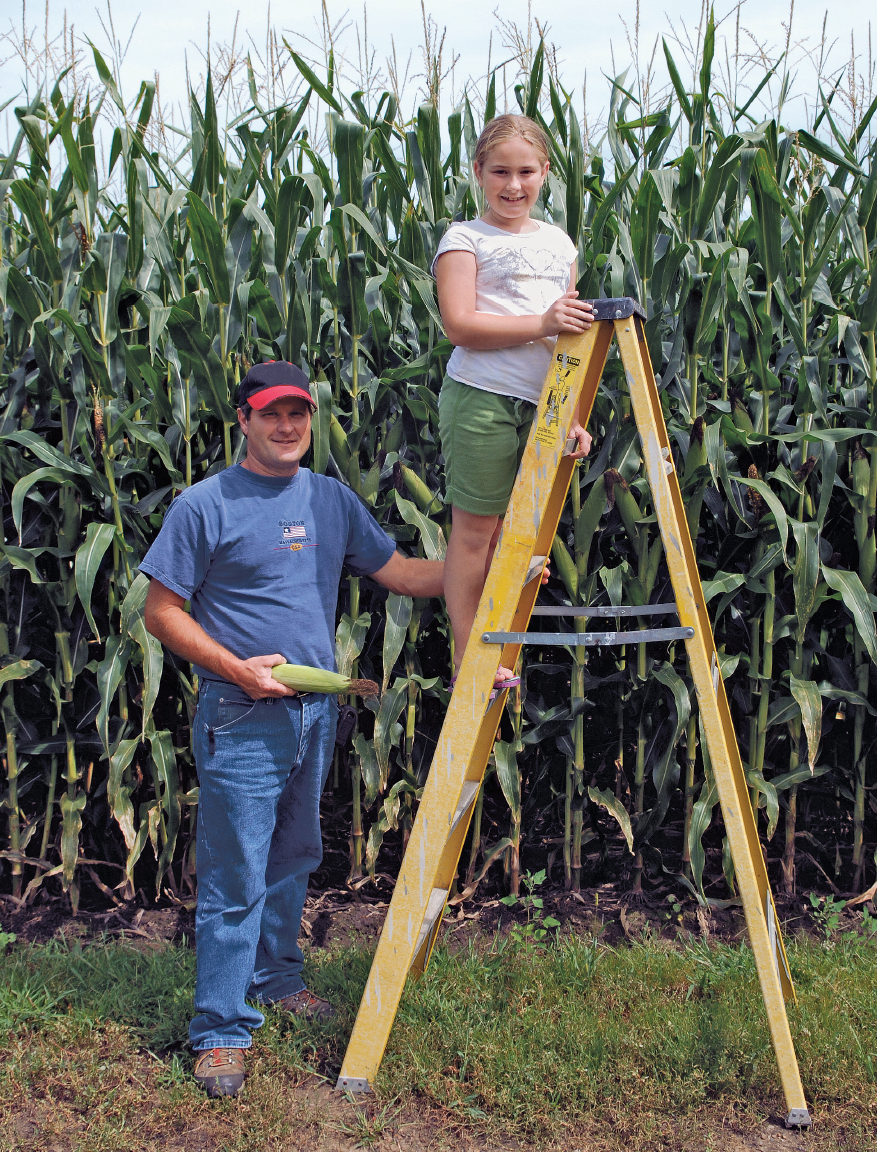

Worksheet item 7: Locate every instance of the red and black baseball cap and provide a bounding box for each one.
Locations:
[236,361,316,411]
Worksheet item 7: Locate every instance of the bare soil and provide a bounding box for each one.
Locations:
[1,878,867,953]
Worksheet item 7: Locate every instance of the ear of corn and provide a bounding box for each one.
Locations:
[271,664,379,699]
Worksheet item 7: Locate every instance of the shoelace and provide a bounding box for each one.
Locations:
[207,1048,240,1068]
[292,991,321,1009]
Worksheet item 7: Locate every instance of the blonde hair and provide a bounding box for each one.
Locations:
[474,113,550,169]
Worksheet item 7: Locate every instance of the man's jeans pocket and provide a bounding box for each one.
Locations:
[216,697,258,728]
[200,682,264,755]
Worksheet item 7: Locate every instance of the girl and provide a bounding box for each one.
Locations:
[433,113,595,688]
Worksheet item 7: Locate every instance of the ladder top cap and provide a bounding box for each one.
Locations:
[588,297,646,321]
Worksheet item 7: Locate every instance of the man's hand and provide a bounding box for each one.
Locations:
[566,422,593,460]
[234,654,298,700]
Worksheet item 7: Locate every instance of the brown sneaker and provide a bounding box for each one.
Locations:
[193,1047,246,1097]
[272,989,335,1021]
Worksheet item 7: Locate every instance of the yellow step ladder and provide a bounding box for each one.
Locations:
[336,298,812,1128]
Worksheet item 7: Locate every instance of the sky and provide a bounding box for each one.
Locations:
[2,0,875,147]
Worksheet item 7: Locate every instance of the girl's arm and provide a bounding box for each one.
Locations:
[437,253,593,350]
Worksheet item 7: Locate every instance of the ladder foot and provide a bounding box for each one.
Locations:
[336,1076,371,1094]
[784,1108,812,1128]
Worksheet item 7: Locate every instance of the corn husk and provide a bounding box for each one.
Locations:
[271,663,379,697]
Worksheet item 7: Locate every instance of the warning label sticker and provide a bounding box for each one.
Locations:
[535,377,571,446]
[535,351,583,446]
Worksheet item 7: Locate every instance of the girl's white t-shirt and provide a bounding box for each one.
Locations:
[431,218,577,405]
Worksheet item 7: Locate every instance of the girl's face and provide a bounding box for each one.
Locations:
[474,137,549,231]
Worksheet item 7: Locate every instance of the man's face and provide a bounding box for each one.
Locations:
[238,396,313,477]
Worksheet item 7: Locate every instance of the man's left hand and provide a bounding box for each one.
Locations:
[567,423,593,460]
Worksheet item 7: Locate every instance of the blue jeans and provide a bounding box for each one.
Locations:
[189,680,337,1050]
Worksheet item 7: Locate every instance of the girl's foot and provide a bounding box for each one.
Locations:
[489,669,520,702]
[448,668,520,694]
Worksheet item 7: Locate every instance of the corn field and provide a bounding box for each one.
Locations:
[0,12,875,915]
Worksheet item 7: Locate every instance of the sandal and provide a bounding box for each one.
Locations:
[448,671,521,699]
[489,674,520,702]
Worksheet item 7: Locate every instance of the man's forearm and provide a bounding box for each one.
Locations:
[373,555,444,598]
[398,559,444,597]
[144,582,297,700]
[145,602,244,683]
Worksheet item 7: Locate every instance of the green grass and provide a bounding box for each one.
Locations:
[0,927,873,1151]
[383,930,876,1139]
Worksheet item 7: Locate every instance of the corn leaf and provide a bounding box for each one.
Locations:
[821,566,877,665]
[382,594,413,694]
[74,522,117,641]
[788,674,824,775]
[588,786,634,853]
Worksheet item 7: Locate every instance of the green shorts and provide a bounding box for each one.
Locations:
[438,375,536,517]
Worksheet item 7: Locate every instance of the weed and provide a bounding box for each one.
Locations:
[664,893,685,924]
[337,1096,402,1148]
[151,1051,189,1088]
[858,908,877,936]
[499,868,561,947]
[807,892,848,941]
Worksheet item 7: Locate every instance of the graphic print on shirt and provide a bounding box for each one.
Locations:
[479,242,571,305]
[275,519,318,551]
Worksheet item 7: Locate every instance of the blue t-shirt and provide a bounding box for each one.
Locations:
[140,465,396,682]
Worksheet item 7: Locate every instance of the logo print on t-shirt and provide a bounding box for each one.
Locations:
[275,520,318,551]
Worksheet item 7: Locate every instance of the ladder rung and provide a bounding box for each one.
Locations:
[482,627,695,647]
[530,603,678,618]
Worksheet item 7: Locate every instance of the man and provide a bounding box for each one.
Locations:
[142,361,443,1098]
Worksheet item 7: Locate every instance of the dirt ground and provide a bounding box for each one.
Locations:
[1,877,872,960]
[3,878,864,953]
[3,1070,827,1154]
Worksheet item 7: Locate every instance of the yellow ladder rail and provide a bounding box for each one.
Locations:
[336,299,811,1129]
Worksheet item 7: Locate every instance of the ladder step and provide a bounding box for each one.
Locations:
[530,603,678,618]
[482,627,694,647]
[524,555,547,586]
[449,781,480,836]
[411,887,449,962]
